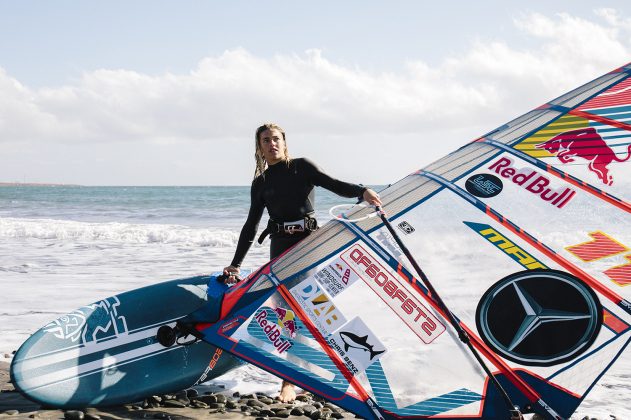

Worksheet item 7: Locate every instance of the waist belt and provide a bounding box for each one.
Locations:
[257,215,318,244]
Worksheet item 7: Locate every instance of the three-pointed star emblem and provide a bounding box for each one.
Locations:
[476,269,602,366]
[508,282,592,351]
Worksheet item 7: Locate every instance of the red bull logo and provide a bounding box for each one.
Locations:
[254,309,293,353]
[273,307,299,338]
[535,127,631,186]
[488,157,576,208]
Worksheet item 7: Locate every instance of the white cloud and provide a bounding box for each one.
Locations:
[1,9,630,184]
[514,12,628,73]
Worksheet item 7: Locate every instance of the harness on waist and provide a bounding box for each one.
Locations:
[257,215,318,244]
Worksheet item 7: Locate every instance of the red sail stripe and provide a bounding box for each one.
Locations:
[569,109,631,133]
[579,77,631,110]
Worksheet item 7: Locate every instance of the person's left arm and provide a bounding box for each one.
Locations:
[304,158,381,206]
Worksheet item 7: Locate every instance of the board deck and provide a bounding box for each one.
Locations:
[10,274,244,408]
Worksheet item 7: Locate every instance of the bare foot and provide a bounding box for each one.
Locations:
[278,380,296,403]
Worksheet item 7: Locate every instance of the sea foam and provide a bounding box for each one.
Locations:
[0,217,238,247]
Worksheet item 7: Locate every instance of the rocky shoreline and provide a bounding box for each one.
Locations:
[0,362,354,420]
[1,360,623,420]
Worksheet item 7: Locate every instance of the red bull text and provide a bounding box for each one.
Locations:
[254,310,293,353]
[489,157,576,208]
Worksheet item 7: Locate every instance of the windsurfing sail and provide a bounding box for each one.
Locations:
[189,63,631,419]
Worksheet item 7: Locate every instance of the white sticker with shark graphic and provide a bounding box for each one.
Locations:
[327,317,387,375]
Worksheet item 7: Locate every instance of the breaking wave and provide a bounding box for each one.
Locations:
[0,217,239,247]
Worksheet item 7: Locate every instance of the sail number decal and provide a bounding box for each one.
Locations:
[566,231,631,287]
[340,244,446,343]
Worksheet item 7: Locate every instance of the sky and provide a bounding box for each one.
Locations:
[2,1,631,186]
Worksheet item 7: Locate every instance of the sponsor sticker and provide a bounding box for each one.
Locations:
[311,257,360,297]
[248,307,295,354]
[566,231,631,287]
[341,244,445,343]
[565,231,628,262]
[476,270,602,366]
[603,309,630,334]
[487,157,576,208]
[463,221,547,270]
[535,127,627,186]
[465,173,504,198]
[219,317,243,334]
[273,307,301,338]
[397,221,416,235]
[290,277,347,335]
[328,317,386,375]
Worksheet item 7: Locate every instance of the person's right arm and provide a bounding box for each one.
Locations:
[223,182,265,278]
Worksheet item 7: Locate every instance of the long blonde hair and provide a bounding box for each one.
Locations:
[254,123,291,179]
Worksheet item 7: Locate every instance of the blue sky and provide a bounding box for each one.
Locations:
[2,1,631,185]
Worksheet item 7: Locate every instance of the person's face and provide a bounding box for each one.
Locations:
[258,129,286,165]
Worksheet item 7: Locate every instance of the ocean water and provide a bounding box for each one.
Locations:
[1,185,629,418]
[0,185,359,352]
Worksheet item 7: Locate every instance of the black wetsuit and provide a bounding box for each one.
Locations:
[230,158,366,266]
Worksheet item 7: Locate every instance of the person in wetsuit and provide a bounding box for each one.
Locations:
[223,123,381,402]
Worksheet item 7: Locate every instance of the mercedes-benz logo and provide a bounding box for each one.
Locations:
[476,270,602,366]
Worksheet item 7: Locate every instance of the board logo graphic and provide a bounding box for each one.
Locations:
[476,270,602,366]
[535,127,631,186]
[195,348,225,385]
[397,221,416,234]
[465,173,503,198]
[44,297,128,343]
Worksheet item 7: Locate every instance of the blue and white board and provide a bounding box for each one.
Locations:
[10,274,244,408]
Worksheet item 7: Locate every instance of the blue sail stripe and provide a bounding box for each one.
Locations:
[585,105,631,115]
[593,127,631,136]
[588,111,631,121]
[238,341,349,392]
[363,361,481,416]
[243,307,357,392]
